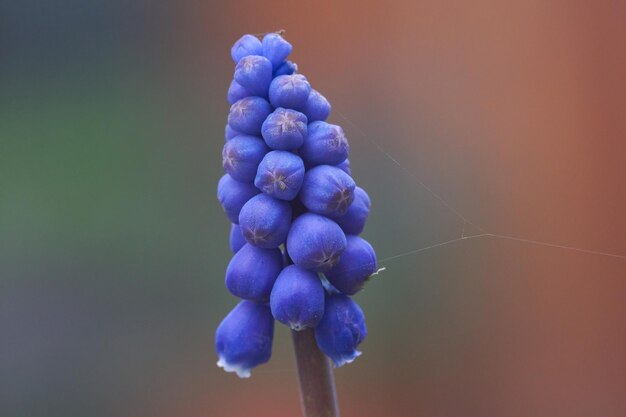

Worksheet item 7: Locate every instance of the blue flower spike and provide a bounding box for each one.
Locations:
[238,194,292,248]
[217,33,379,378]
[261,107,308,150]
[324,236,377,295]
[216,300,274,378]
[299,165,356,217]
[225,243,283,301]
[255,150,305,201]
[270,265,325,330]
[315,294,367,367]
[222,135,269,182]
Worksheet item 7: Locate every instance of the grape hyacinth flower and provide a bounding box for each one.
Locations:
[228,96,272,135]
[325,235,377,295]
[216,300,274,378]
[254,150,305,200]
[315,294,367,367]
[270,265,325,330]
[234,55,273,97]
[225,243,283,301]
[269,74,312,110]
[300,121,349,166]
[299,165,356,217]
[222,135,269,182]
[216,32,379,416]
[286,213,347,272]
[238,193,292,248]
[261,107,308,150]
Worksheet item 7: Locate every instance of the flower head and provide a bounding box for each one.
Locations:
[216,33,378,377]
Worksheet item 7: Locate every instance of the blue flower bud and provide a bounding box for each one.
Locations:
[287,213,347,272]
[225,124,240,141]
[273,60,298,77]
[229,223,246,253]
[315,294,367,367]
[269,74,311,111]
[254,150,305,201]
[228,97,272,136]
[300,165,356,217]
[324,236,377,295]
[238,194,292,248]
[222,135,269,183]
[300,121,349,166]
[234,55,273,97]
[227,79,250,105]
[230,34,263,64]
[270,265,325,330]
[302,89,331,122]
[262,33,292,68]
[217,174,260,224]
[225,243,283,301]
[331,186,370,235]
[261,108,308,150]
[335,158,351,175]
[216,300,274,378]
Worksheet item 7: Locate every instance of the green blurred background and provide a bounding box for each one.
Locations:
[1,1,625,416]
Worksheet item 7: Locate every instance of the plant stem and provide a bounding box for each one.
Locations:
[291,328,340,417]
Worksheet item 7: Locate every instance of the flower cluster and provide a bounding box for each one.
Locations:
[216,33,377,378]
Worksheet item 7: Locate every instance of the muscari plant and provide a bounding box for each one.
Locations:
[216,31,377,416]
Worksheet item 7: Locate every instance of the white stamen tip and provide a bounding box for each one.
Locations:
[217,357,251,378]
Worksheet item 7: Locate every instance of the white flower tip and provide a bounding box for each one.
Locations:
[217,357,251,378]
[289,322,306,331]
[333,350,362,368]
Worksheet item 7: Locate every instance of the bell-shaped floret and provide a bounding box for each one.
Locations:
[268,74,311,111]
[286,213,346,272]
[300,165,355,217]
[215,300,274,378]
[238,194,292,248]
[261,108,307,151]
[315,294,367,367]
[225,243,283,301]
[270,265,325,330]
[228,97,272,136]
[222,135,269,183]
[324,236,377,295]
[255,151,305,201]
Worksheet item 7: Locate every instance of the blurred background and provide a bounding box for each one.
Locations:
[1,1,625,416]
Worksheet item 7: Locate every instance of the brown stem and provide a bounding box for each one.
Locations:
[291,328,340,417]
